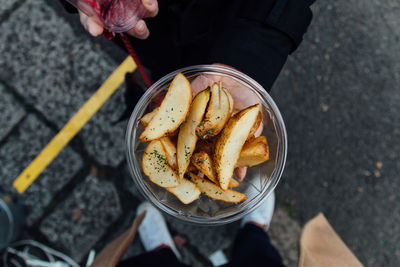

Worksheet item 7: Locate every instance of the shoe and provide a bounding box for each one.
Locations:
[136,202,181,259]
[241,191,275,230]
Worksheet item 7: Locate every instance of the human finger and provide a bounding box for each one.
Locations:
[126,19,150,39]
[235,167,247,181]
[79,11,103,36]
[142,0,159,18]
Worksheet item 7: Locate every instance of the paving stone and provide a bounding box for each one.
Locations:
[40,175,122,262]
[0,84,25,140]
[0,0,19,16]
[0,0,127,167]
[271,0,400,265]
[0,115,83,225]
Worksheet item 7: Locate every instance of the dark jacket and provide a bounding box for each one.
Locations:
[60,0,314,91]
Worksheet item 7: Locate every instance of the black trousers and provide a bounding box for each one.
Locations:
[118,224,285,267]
[60,0,314,91]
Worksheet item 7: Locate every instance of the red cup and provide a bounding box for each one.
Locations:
[66,0,146,33]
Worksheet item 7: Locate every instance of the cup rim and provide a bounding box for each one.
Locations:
[126,64,287,225]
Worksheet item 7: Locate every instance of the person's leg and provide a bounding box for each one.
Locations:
[118,246,188,267]
[118,202,188,267]
[224,192,285,267]
[227,223,285,267]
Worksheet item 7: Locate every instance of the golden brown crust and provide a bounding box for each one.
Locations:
[140,73,192,142]
[236,136,270,167]
[142,141,179,188]
[214,104,260,190]
[188,173,247,203]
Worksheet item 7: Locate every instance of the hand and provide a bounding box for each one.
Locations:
[190,64,263,180]
[79,0,159,39]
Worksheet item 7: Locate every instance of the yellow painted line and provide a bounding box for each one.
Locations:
[13,56,137,193]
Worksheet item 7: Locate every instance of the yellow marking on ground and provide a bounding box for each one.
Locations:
[13,56,137,193]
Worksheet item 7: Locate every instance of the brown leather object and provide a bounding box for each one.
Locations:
[90,211,146,267]
[299,213,363,267]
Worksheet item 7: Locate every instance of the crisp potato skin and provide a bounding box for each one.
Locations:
[160,136,177,169]
[192,152,240,188]
[140,73,192,142]
[189,173,247,203]
[196,83,231,139]
[247,111,262,140]
[223,88,234,114]
[214,104,260,190]
[229,178,239,188]
[192,152,217,183]
[236,136,269,167]
[167,178,201,204]
[142,141,179,188]
[140,108,159,126]
[177,89,210,178]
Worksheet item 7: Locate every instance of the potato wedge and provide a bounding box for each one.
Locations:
[191,152,240,188]
[188,173,247,203]
[191,152,217,183]
[167,178,201,204]
[187,163,197,173]
[140,108,159,126]
[177,89,210,178]
[140,73,192,142]
[142,141,179,188]
[196,83,230,139]
[236,136,269,167]
[229,178,239,188]
[247,111,262,140]
[215,104,261,190]
[223,88,234,114]
[160,136,177,169]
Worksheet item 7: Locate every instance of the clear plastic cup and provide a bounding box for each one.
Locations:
[65,0,146,33]
[126,65,287,225]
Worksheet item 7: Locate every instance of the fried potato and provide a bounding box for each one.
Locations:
[167,178,201,204]
[191,152,217,183]
[247,111,262,140]
[192,152,240,188]
[187,163,197,173]
[215,104,261,190]
[160,136,177,169]
[188,173,247,203]
[140,73,192,142]
[236,136,269,167]
[142,141,179,188]
[177,89,210,178]
[229,178,239,188]
[140,108,159,126]
[196,83,230,139]
[223,88,234,114]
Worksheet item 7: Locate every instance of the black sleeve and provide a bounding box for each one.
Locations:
[59,0,78,13]
[209,0,313,91]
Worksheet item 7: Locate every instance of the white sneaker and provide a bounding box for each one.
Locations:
[241,191,275,230]
[137,202,181,259]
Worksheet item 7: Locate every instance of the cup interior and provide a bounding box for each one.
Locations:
[126,65,287,225]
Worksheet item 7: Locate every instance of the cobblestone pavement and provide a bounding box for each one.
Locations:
[0,0,399,266]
